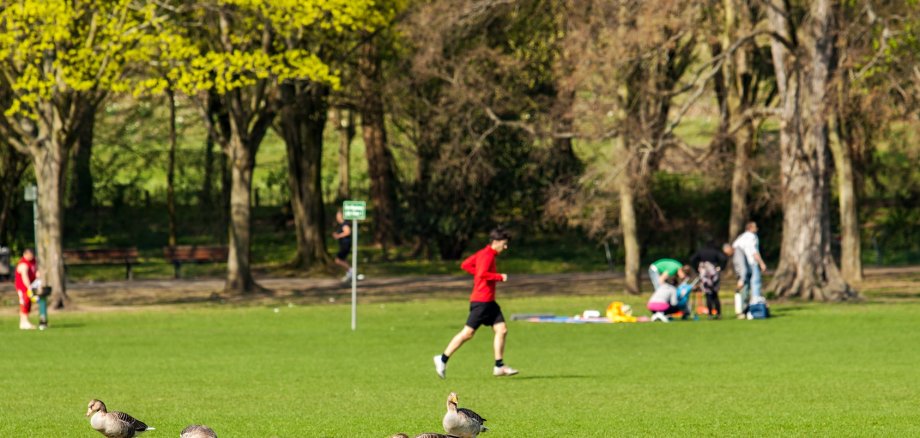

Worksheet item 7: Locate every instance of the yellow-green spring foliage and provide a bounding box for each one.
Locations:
[0,0,402,117]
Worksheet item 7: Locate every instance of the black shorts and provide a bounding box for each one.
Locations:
[466,301,505,329]
[336,241,352,261]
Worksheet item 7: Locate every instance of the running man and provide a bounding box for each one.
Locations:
[332,209,363,282]
[14,248,38,330]
[434,228,518,378]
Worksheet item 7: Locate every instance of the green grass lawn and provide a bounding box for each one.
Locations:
[1,294,918,437]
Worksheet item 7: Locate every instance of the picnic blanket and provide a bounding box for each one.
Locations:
[511,312,651,324]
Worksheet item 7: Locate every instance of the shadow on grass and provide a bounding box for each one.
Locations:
[864,292,920,300]
[767,305,810,318]
[509,375,592,381]
[44,322,86,329]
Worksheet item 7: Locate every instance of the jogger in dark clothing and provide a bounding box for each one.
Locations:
[333,209,363,282]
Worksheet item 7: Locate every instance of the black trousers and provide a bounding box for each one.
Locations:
[705,292,721,316]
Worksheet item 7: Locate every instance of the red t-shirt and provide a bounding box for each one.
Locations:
[14,257,37,293]
[460,246,504,302]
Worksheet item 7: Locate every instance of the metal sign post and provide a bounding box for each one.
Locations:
[24,185,37,256]
[342,200,366,331]
[24,185,47,329]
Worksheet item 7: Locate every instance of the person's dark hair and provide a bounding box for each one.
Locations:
[22,248,34,255]
[489,227,511,242]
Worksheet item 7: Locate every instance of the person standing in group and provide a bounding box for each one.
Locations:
[332,209,363,282]
[648,258,690,292]
[14,248,38,330]
[729,243,750,318]
[690,243,731,319]
[434,228,518,379]
[732,221,768,310]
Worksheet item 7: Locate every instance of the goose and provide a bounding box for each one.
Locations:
[442,392,488,438]
[181,424,217,438]
[85,399,154,438]
[390,434,459,438]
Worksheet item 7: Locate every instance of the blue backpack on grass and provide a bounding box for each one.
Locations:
[749,297,770,319]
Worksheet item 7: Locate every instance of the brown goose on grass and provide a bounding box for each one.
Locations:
[442,392,488,438]
[181,424,218,438]
[390,434,460,438]
[85,399,154,438]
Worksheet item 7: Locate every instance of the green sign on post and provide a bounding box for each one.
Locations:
[24,185,37,201]
[343,200,365,331]
[342,200,366,220]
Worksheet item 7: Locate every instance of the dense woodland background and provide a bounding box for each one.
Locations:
[0,0,917,306]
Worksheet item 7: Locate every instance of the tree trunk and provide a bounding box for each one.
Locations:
[549,88,582,181]
[728,124,752,240]
[832,118,863,283]
[618,138,640,295]
[70,110,95,210]
[217,85,274,293]
[358,41,400,254]
[710,35,752,242]
[720,0,756,242]
[225,138,256,292]
[33,141,68,308]
[409,114,440,260]
[278,82,330,268]
[200,94,223,209]
[0,145,27,244]
[335,108,354,203]
[219,147,231,244]
[166,88,178,248]
[766,0,855,300]
[201,131,215,209]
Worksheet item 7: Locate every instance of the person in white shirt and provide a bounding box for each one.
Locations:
[732,221,768,305]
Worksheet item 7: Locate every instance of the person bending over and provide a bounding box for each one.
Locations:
[648,258,690,292]
[647,276,684,323]
[690,243,731,319]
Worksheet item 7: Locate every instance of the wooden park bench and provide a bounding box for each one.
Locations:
[63,247,140,280]
[163,245,228,279]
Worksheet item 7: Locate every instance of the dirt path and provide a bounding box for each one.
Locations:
[1,266,917,312]
[0,272,624,311]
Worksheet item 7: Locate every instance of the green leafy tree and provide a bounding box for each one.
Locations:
[275,0,403,269]
[0,0,178,307]
[171,1,389,291]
